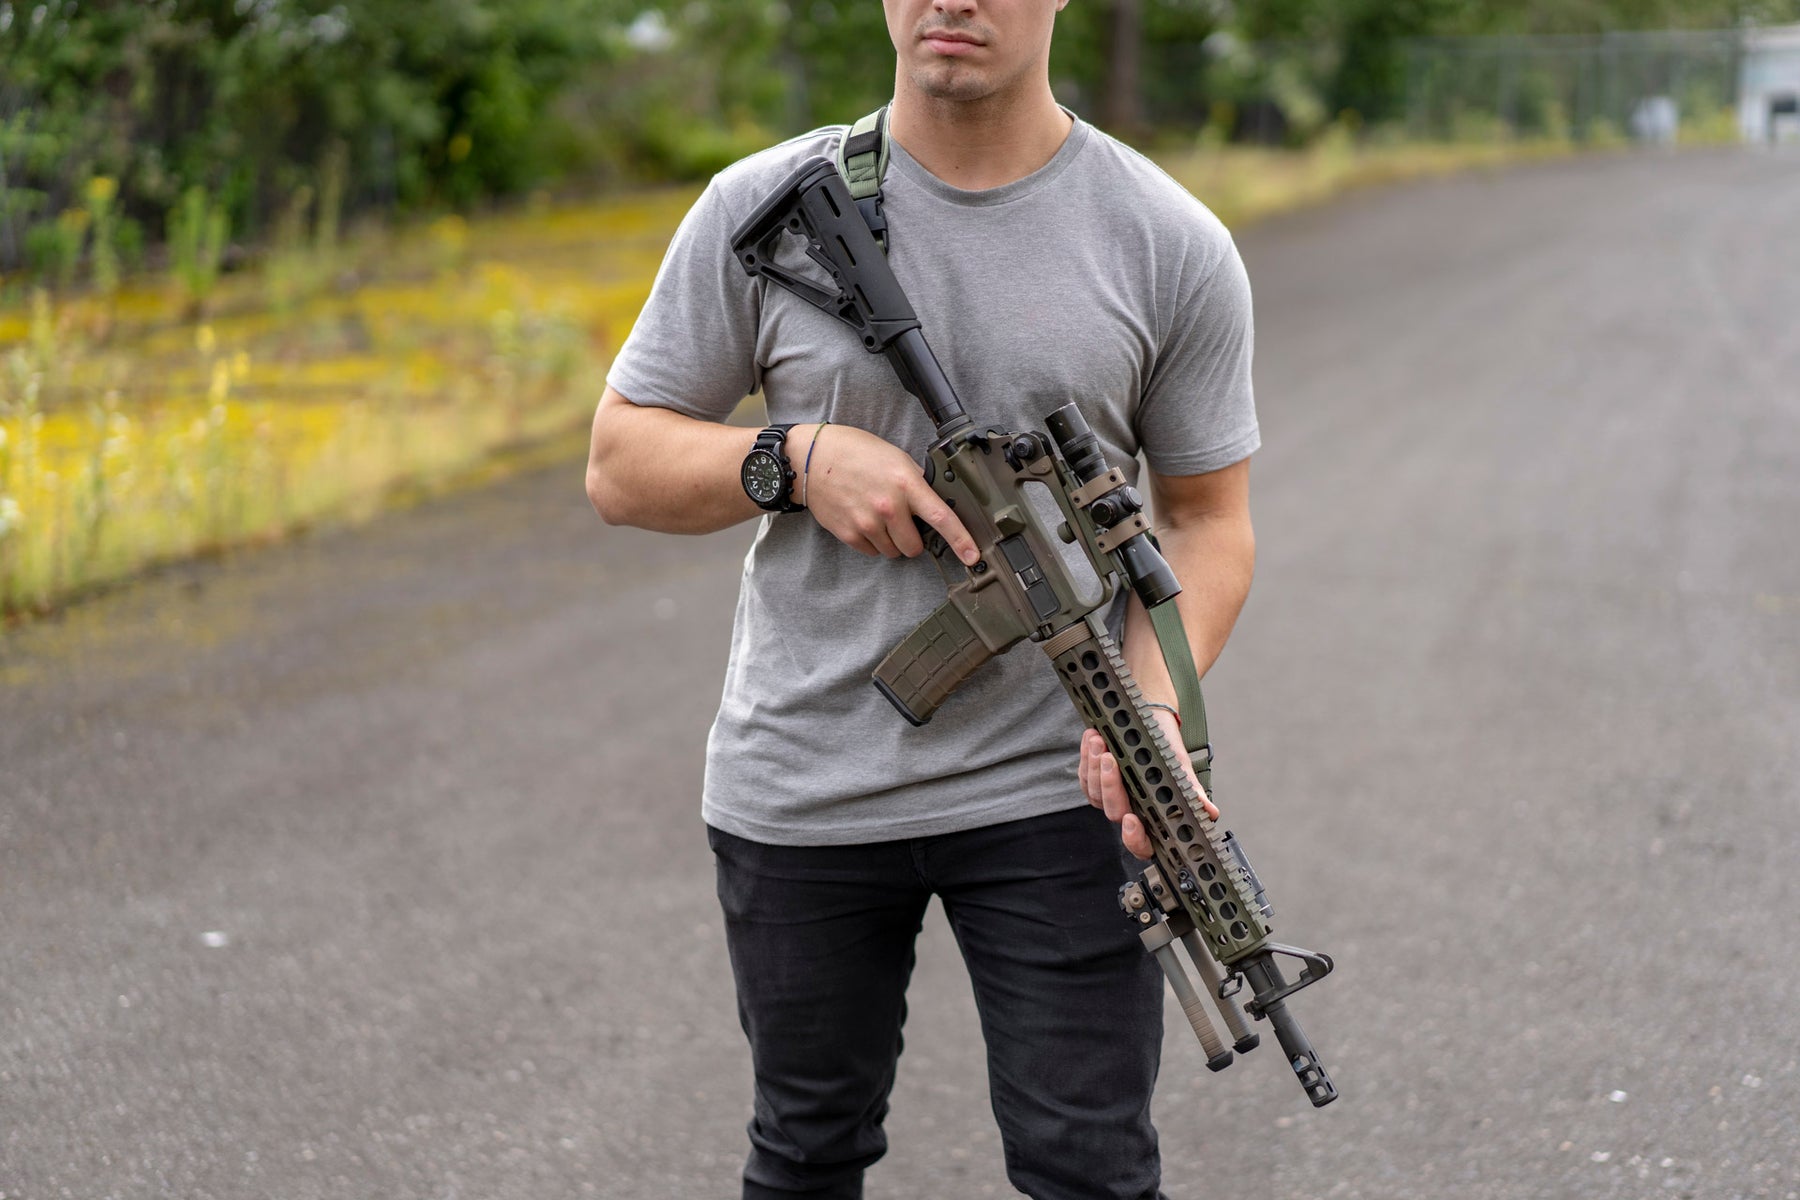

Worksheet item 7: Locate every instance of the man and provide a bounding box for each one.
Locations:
[586,1,1256,1195]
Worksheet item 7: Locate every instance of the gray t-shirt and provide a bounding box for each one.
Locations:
[608,116,1257,846]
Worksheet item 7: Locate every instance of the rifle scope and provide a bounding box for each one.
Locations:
[1046,405,1181,610]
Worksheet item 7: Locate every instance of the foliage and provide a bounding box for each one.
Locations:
[0,0,638,274]
[167,186,230,315]
[0,183,682,615]
[4,0,1800,286]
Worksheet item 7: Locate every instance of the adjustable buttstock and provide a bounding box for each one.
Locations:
[872,601,995,725]
[729,157,835,262]
[729,156,923,355]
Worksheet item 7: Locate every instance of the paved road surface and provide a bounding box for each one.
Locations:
[4,148,1798,1199]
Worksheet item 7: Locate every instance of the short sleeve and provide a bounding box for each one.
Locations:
[1135,239,1259,476]
[605,179,761,421]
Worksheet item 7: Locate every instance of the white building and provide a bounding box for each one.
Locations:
[1739,23,1800,143]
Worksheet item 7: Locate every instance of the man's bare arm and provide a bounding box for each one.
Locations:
[585,385,774,533]
[585,385,979,562]
[1121,456,1255,706]
[1080,456,1254,857]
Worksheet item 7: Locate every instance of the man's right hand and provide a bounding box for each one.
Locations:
[799,423,980,566]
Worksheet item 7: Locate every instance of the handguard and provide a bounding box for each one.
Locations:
[730,156,1338,1107]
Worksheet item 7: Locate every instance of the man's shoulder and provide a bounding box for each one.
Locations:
[1070,123,1234,249]
[705,126,847,222]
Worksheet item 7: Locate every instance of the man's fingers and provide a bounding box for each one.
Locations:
[1082,721,1206,858]
[889,511,927,559]
[1121,813,1153,861]
[1097,748,1155,856]
[1097,752,1130,825]
[1077,733,1093,804]
[908,482,980,566]
[860,519,902,559]
[805,432,978,564]
[818,518,880,558]
[1082,729,1108,808]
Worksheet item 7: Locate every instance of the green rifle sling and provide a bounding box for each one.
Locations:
[1148,598,1214,795]
[833,107,891,253]
[834,107,890,199]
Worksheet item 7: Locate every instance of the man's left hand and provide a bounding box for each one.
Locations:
[1077,707,1218,861]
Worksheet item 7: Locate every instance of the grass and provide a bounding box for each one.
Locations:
[0,190,694,619]
[0,132,1610,621]
[1156,127,1581,229]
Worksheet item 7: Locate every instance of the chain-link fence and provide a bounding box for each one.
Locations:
[1070,27,1792,147]
[1402,30,1747,144]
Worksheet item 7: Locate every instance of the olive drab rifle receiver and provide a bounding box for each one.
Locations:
[728,145,1339,1108]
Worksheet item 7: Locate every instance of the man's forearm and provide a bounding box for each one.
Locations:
[1120,507,1255,710]
[586,385,819,534]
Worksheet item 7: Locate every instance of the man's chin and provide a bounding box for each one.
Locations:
[908,64,994,103]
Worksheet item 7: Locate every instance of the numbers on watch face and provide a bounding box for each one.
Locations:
[744,451,784,504]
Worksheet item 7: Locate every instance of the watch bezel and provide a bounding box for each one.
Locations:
[741,448,787,505]
[741,424,801,512]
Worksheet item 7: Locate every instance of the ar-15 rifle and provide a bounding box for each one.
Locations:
[729,156,1338,1108]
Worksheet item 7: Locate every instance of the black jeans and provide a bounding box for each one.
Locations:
[708,805,1168,1200]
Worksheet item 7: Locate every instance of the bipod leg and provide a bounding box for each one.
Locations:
[1140,918,1232,1071]
[1179,931,1260,1054]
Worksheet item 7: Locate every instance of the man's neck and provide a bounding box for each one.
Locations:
[886,86,1074,192]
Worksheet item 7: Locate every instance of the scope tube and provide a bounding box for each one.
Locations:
[1046,404,1180,608]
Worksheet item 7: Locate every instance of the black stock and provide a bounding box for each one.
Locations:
[731,159,969,435]
[729,155,1338,1108]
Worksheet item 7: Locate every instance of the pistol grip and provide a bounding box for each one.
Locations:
[872,601,994,725]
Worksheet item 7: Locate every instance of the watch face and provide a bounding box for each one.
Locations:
[743,450,784,504]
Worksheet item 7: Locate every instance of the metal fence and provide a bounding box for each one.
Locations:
[1402,30,1744,143]
[1073,28,1764,146]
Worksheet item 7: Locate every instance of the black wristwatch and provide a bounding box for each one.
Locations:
[740,424,804,513]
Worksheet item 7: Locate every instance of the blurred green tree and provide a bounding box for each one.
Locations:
[0,0,637,271]
[5,0,1800,279]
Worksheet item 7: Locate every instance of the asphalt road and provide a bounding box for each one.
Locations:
[3,147,1798,1200]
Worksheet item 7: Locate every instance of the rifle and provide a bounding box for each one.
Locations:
[729,155,1338,1107]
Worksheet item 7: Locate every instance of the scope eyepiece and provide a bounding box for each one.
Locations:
[1046,404,1108,485]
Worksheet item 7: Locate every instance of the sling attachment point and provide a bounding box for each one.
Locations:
[1147,597,1215,797]
[834,106,892,253]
